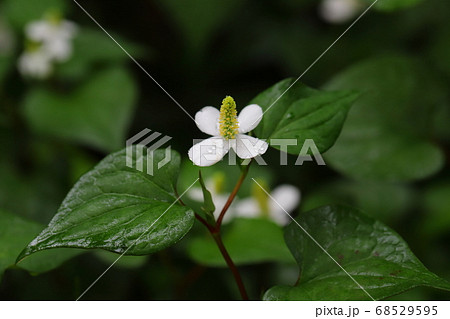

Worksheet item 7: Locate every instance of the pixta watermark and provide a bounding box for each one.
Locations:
[190,138,325,166]
[126,129,172,176]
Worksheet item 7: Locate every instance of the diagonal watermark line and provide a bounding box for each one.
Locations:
[254,0,379,125]
[251,178,376,301]
[76,178,200,301]
[72,0,195,122]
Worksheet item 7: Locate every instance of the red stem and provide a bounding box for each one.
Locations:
[212,232,249,300]
[195,214,214,232]
[215,161,251,230]
[192,161,253,300]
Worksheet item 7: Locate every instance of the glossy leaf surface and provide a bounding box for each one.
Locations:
[264,205,450,300]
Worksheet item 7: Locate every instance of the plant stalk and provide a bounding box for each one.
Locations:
[211,232,249,300]
[215,160,252,229]
[194,160,253,300]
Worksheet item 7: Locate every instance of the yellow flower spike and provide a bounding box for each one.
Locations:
[219,96,239,140]
[212,171,226,194]
[251,179,270,218]
[45,9,63,25]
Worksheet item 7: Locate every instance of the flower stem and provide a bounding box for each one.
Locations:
[194,160,253,300]
[215,160,252,230]
[211,231,249,300]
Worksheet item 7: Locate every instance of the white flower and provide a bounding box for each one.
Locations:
[25,19,77,61]
[234,184,301,226]
[26,20,77,42]
[188,96,269,167]
[18,14,78,79]
[18,50,53,79]
[319,0,363,24]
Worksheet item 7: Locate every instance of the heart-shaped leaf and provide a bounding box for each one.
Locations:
[188,218,295,266]
[58,28,145,80]
[23,67,137,152]
[18,147,195,261]
[264,205,450,300]
[324,55,444,182]
[251,78,358,154]
[157,0,242,55]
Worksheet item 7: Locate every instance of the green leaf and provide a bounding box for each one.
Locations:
[251,78,358,154]
[324,55,444,182]
[421,182,450,238]
[58,28,146,80]
[187,218,295,266]
[264,205,450,301]
[18,249,84,274]
[157,0,242,55]
[23,67,138,152]
[0,153,70,223]
[3,0,68,30]
[0,210,42,281]
[18,147,195,261]
[0,209,80,279]
[198,171,216,225]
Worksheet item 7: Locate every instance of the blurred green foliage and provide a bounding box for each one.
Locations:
[24,67,138,152]
[325,55,444,182]
[0,0,449,300]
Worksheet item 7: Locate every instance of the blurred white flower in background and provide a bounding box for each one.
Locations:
[18,50,53,80]
[188,172,236,224]
[188,173,301,226]
[319,0,363,24]
[18,11,78,79]
[26,18,77,61]
[235,182,301,226]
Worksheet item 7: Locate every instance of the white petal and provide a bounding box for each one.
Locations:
[26,20,78,42]
[270,212,291,227]
[269,185,301,226]
[59,21,78,38]
[319,0,361,24]
[26,21,51,41]
[187,187,204,201]
[188,179,216,202]
[232,134,268,159]
[213,195,235,224]
[234,198,261,218]
[188,137,229,167]
[238,104,263,133]
[195,106,220,136]
[44,39,72,61]
[18,51,53,79]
